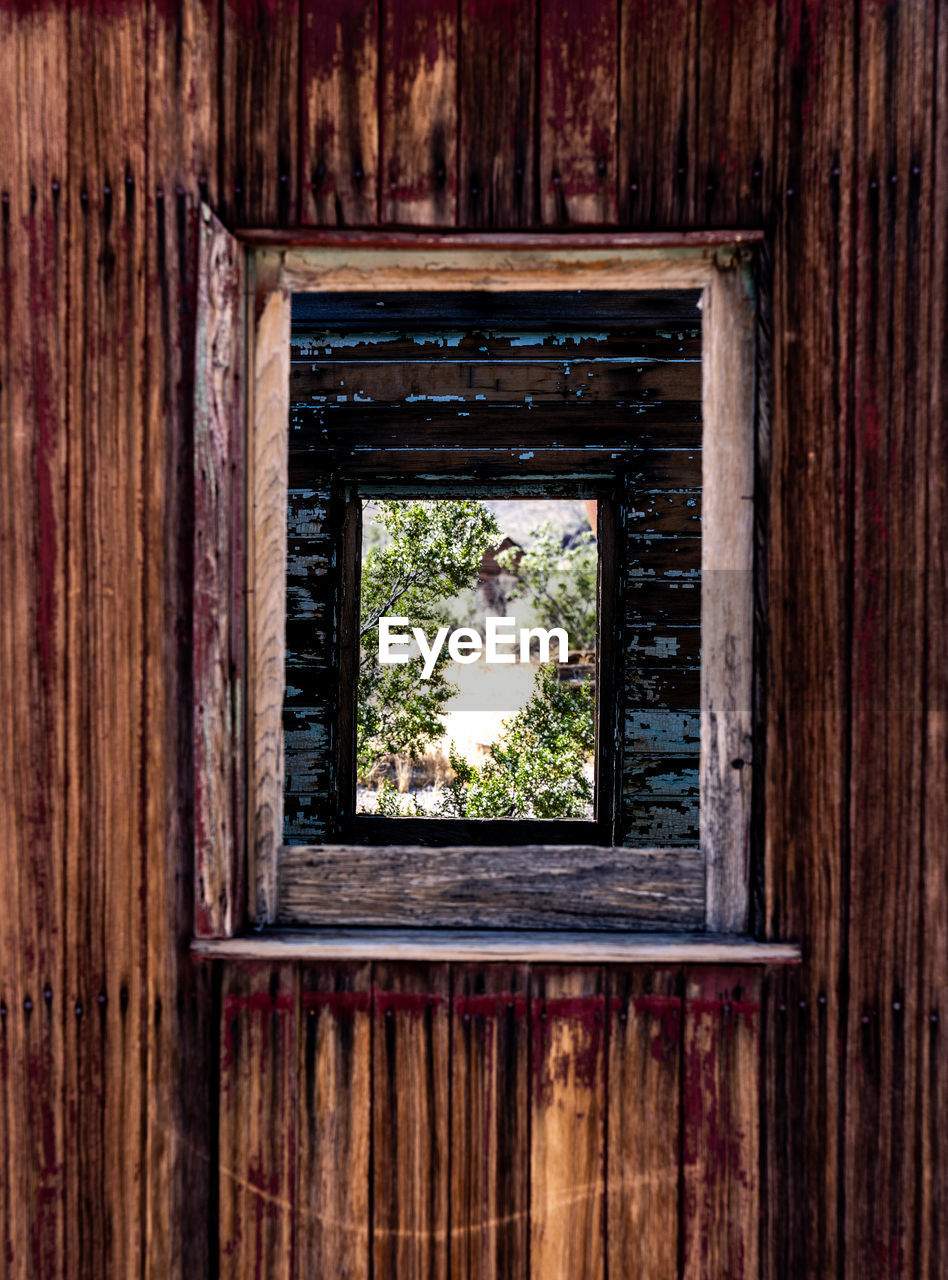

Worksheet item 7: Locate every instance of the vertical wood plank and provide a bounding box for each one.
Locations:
[248,267,289,923]
[458,0,536,228]
[0,6,69,1276]
[681,968,760,1280]
[530,967,605,1280]
[380,0,458,226]
[193,204,245,939]
[607,967,682,1280]
[297,964,372,1278]
[65,4,149,1275]
[845,3,935,1273]
[539,0,618,225]
[760,967,809,1279]
[144,5,220,1272]
[618,0,698,227]
[300,0,379,226]
[451,965,530,1280]
[219,0,299,227]
[702,257,755,932]
[693,0,778,228]
[147,0,219,207]
[919,3,948,1273]
[373,963,451,1280]
[218,964,297,1278]
[764,4,858,1273]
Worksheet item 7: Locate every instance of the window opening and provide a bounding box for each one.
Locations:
[356,496,598,821]
[283,290,702,851]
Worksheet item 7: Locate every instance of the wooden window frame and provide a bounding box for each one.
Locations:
[194,215,761,941]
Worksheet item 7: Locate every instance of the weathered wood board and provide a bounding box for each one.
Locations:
[0,3,945,1279]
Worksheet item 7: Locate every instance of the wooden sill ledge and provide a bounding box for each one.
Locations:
[191,929,801,965]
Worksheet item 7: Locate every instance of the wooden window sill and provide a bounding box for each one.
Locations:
[191,928,800,965]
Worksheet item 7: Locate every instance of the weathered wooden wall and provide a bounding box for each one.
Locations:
[0,0,945,1276]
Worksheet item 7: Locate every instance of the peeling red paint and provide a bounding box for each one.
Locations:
[531,995,604,1106]
[300,988,371,1016]
[374,988,446,1017]
[632,993,682,1062]
[453,992,527,1020]
[221,987,293,1074]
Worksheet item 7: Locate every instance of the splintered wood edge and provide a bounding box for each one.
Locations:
[191,929,800,964]
[247,256,290,926]
[236,229,766,249]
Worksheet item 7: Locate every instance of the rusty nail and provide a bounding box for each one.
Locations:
[23,997,33,1012]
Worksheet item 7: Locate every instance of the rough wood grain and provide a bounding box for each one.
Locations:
[194,931,801,964]
[451,965,529,1280]
[762,5,856,1274]
[65,5,149,1275]
[218,0,299,227]
[144,4,220,1272]
[0,5,946,1277]
[277,844,704,930]
[607,967,682,1279]
[844,3,935,1274]
[0,7,69,1276]
[693,0,778,228]
[920,4,948,1272]
[218,963,297,1279]
[277,244,719,293]
[530,967,605,1280]
[618,0,699,227]
[301,0,378,226]
[380,0,457,226]
[459,0,536,228]
[297,964,372,1278]
[539,0,618,225]
[760,967,809,1279]
[249,272,289,923]
[373,963,451,1280]
[701,256,756,931]
[194,205,245,938]
[681,967,761,1280]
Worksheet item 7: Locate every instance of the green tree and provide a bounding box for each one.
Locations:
[497,520,597,650]
[436,662,595,819]
[357,499,500,780]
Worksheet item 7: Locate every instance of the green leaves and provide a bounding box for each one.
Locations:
[497,520,597,651]
[357,499,500,779]
[357,500,596,820]
[437,663,595,820]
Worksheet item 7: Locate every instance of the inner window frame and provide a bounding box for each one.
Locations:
[340,478,619,850]
[243,238,758,936]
